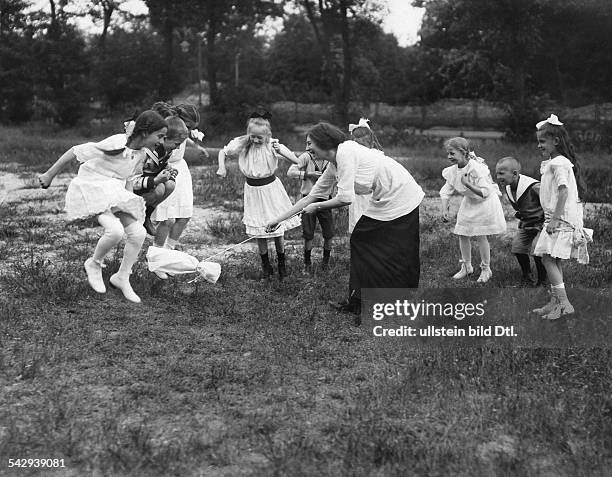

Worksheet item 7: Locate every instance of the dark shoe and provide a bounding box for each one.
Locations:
[260,253,273,279]
[277,253,287,280]
[322,250,331,270]
[520,273,536,286]
[329,298,361,315]
[144,216,157,236]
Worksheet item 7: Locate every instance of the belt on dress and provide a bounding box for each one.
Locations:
[246,175,276,186]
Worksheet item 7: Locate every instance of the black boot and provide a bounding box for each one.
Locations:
[330,290,361,315]
[260,253,273,279]
[534,256,548,286]
[322,249,331,269]
[515,253,534,285]
[304,249,312,272]
[144,205,157,236]
[277,252,287,280]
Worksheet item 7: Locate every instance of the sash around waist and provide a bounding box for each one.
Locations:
[246,175,276,186]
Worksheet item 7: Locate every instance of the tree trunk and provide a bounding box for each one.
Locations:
[206,18,218,108]
[338,0,351,126]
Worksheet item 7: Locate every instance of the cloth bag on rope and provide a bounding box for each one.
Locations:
[146,246,221,284]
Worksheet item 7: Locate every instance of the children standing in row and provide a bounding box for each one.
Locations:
[531,114,592,320]
[38,110,168,303]
[287,137,335,271]
[216,112,301,279]
[495,156,547,285]
[440,137,506,283]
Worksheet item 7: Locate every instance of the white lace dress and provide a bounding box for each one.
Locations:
[440,158,506,236]
[533,155,592,264]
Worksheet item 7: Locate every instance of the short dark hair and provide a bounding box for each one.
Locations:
[308,122,346,150]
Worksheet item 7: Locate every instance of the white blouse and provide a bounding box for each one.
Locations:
[223,136,281,179]
[308,141,424,221]
[439,158,499,201]
[539,155,582,225]
[72,133,145,182]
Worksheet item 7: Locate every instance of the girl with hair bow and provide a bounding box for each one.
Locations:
[216,112,301,279]
[440,136,506,283]
[38,110,168,303]
[531,114,592,320]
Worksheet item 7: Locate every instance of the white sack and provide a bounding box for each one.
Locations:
[146,246,221,284]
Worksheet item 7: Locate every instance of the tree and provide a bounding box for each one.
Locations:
[298,0,387,124]
[0,0,34,121]
[146,0,282,107]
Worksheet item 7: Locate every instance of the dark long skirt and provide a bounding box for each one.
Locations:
[349,207,420,298]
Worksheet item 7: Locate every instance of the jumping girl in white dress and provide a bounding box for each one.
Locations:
[38,110,168,303]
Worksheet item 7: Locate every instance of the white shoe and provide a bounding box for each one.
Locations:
[154,270,169,280]
[84,258,106,293]
[452,261,473,279]
[109,273,141,303]
[477,265,492,283]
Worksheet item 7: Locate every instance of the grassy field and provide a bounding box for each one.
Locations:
[0,124,611,476]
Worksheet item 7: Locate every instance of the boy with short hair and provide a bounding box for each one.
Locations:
[495,156,547,285]
[287,143,335,271]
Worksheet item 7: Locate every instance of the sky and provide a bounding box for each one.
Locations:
[120,0,426,46]
[381,0,425,46]
[41,0,425,47]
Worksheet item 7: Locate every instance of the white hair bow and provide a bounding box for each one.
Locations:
[124,120,135,137]
[536,114,563,129]
[348,117,370,133]
[190,129,205,142]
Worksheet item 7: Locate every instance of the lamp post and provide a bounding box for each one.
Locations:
[197,35,203,106]
[234,51,240,88]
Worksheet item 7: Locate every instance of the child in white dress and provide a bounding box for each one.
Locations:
[440,137,506,283]
[38,110,168,303]
[216,113,301,279]
[347,118,380,233]
[152,103,206,251]
[532,114,592,320]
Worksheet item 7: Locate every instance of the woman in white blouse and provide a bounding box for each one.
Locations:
[266,122,425,316]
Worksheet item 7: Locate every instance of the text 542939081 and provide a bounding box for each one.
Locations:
[8,458,66,468]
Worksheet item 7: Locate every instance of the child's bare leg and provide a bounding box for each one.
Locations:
[161,218,189,249]
[169,218,190,241]
[154,219,175,247]
[542,255,562,285]
[476,235,492,283]
[39,149,77,188]
[274,236,285,254]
